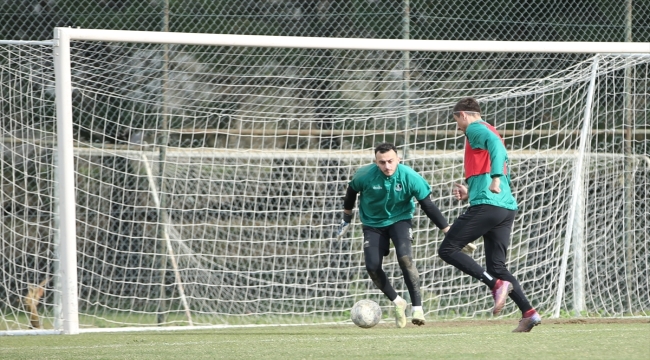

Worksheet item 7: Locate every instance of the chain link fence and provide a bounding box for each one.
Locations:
[1,0,649,42]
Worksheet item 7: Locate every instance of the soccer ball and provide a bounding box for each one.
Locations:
[351,299,382,328]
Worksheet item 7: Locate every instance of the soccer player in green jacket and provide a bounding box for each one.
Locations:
[438,97,541,332]
[337,142,450,328]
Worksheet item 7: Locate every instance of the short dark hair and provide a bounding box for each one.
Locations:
[453,97,481,114]
[374,142,397,155]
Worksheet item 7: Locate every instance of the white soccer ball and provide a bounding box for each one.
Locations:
[351,299,382,328]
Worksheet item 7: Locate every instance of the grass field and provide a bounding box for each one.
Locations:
[1,318,648,359]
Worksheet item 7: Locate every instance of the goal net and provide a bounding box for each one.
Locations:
[1,30,648,334]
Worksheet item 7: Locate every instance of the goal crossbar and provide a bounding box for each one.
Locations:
[56,28,650,53]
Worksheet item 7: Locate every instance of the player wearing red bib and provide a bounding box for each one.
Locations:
[438,97,541,332]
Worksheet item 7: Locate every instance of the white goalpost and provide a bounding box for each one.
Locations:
[0,28,648,335]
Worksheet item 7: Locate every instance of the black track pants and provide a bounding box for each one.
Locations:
[438,204,533,313]
[363,220,422,306]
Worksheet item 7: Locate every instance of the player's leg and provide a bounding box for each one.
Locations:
[483,208,526,309]
[439,205,517,315]
[438,205,497,288]
[483,207,540,331]
[480,208,515,315]
[362,226,394,298]
[389,220,420,307]
[388,220,424,326]
[362,226,407,328]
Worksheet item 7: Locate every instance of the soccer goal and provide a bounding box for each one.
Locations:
[0,29,648,335]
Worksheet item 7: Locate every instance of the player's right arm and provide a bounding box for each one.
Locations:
[342,185,358,214]
[337,185,359,239]
[450,182,476,253]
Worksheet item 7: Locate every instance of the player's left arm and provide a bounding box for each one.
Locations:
[417,195,450,232]
[485,133,508,193]
[468,126,508,194]
[410,171,450,232]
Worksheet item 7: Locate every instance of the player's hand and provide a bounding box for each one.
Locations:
[452,183,468,201]
[336,213,353,239]
[489,177,501,194]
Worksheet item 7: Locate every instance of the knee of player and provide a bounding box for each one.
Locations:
[397,255,413,268]
[365,262,381,275]
[486,263,509,276]
[437,244,453,261]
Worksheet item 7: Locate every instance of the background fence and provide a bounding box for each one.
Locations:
[1,0,649,43]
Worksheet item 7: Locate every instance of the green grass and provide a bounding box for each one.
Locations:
[1,319,648,359]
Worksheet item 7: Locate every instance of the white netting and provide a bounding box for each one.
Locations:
[1,37,648,332]
[0,42,58,331]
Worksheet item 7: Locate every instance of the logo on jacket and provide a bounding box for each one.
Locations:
[395,184,402,191]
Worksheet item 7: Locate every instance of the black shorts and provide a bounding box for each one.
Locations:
[443,205,516,272]
[362,219,413,257]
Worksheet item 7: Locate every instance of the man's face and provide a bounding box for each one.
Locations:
[375,150,399,177]
[453,111,479,134]
[453,111,470,134]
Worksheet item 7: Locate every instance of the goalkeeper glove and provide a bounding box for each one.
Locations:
[336,213,353,239]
